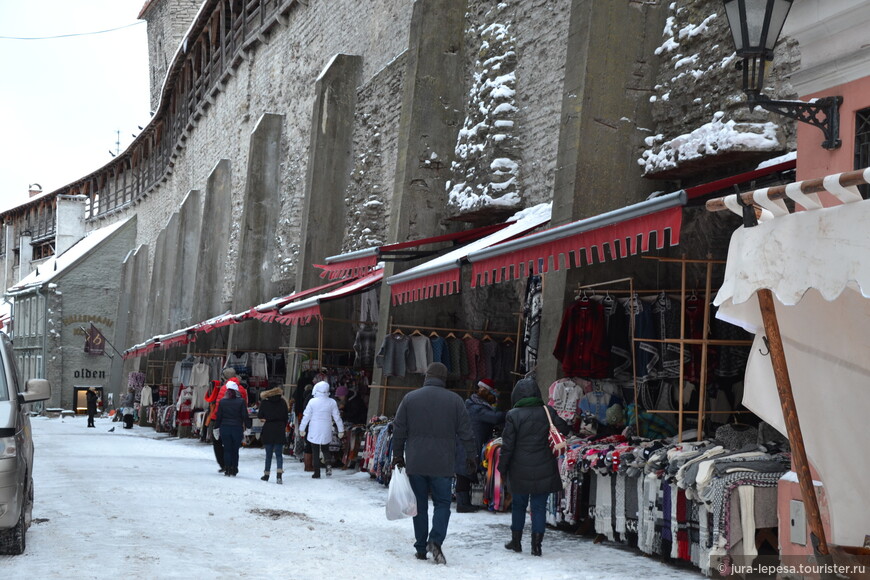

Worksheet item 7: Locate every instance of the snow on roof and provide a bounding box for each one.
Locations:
[7,217,133,294]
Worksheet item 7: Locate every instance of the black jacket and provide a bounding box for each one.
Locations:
[215,394,248,429]
[86,390,98,413]
[257,387,289,445]
[498,378,569,495]
[392,376,475,477]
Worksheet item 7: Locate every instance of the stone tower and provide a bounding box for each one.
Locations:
[138,0,203,110]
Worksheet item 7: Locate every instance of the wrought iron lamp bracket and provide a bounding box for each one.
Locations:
[748,93,843,150]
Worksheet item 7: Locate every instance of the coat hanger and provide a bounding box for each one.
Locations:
[410,329,424,337]
[462,332,474,340]
[446,332,457,339]
[503,336,514,344]
[429,330,440,338]
[482,333,493,341]
[393,328,405,336]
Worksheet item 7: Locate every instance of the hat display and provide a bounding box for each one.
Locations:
[477,379,498,397]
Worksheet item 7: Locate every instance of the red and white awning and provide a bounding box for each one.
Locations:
[467,192,685,287]
[387,205,552,304]
[316,222,513,280]
[277,267,384,325]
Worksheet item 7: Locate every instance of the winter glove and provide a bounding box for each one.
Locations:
[213,428,220,440]
[391,456,405,469]
[338,432,345,439]
[465,457,478,476]
[299,431,306,438]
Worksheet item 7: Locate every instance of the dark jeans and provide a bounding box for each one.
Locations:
[264,443,283,472]
[511,492,548,534]
[210,424,224,468]
[408,474,452,553]
[87,411,96,427]
[311,443,331,474]
[221,425,244,472]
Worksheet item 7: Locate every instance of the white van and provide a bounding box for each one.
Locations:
[0,331,51,555]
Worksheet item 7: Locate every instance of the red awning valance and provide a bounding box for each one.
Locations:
[469,204,683,287]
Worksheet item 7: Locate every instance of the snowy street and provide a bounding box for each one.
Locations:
[2,416,703,579]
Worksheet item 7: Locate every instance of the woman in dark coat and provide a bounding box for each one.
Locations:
[498,377,569,556]
[214,384,248,477]
[257,387,289,483]
[86,387,99,428]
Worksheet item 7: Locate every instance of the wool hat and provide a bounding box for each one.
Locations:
[424,362,448,381]
[222,368,237,380]
[226,382,239,391]
[477,378,498,397]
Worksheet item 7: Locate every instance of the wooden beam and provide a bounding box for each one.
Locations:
[756,288,829,556]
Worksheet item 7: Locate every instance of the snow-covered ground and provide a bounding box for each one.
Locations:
[2,417,703,579]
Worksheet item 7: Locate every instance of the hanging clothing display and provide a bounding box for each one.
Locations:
[375,333,411,377]
[521,275,542,374]
[553,297,609,379]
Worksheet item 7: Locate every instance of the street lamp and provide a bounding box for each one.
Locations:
[723,0,842,149]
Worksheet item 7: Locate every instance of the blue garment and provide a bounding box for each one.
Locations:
[430,337,449,368]
[221,424,244,471]
[511,492,549,534]
[264,443,283,472]
[408,474,452,553]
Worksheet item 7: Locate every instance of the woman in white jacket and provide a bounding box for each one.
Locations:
[299,381,344,478]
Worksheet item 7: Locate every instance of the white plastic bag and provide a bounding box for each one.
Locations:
[385,467,417,520]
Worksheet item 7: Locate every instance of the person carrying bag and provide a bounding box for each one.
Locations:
[498,377,569,557]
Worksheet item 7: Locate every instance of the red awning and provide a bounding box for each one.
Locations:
[316,222,513,280]
[684,157,796,200]
[467,193,685,287]
[387,207,551,305]
[245,279,347,322]
[277,268,384,325]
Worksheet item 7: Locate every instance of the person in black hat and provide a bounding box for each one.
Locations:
[454,378,505,513]
[391,362,476,565]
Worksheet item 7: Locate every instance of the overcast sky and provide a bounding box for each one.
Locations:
[0,0,151,212]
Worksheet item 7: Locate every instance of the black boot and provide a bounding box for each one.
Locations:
[456,491,479,513]
[504,530,522,552]
[531,532,543,556]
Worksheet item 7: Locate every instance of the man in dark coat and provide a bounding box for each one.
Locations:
[257,387,289,483]
[391,362,476,565]
[86,387,99,428]
[498,377,569,556]
[454,378,505,512]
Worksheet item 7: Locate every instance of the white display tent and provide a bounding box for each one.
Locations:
[711,169,870,547]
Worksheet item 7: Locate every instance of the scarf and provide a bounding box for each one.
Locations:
[469,393,496,410]
[514,396,544,408]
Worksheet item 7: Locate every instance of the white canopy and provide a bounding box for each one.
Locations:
[713,181,870,547]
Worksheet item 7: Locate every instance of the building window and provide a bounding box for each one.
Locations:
[856,107,870,199]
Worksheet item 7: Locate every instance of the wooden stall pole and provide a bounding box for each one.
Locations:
[756,288,829,557]
[696,256,714,441]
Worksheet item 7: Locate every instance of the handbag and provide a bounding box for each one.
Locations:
[543,406,567,457]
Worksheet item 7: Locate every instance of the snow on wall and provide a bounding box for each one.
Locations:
[640,1,796,176]
[447,19,522,214]
[638,111,781,174]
